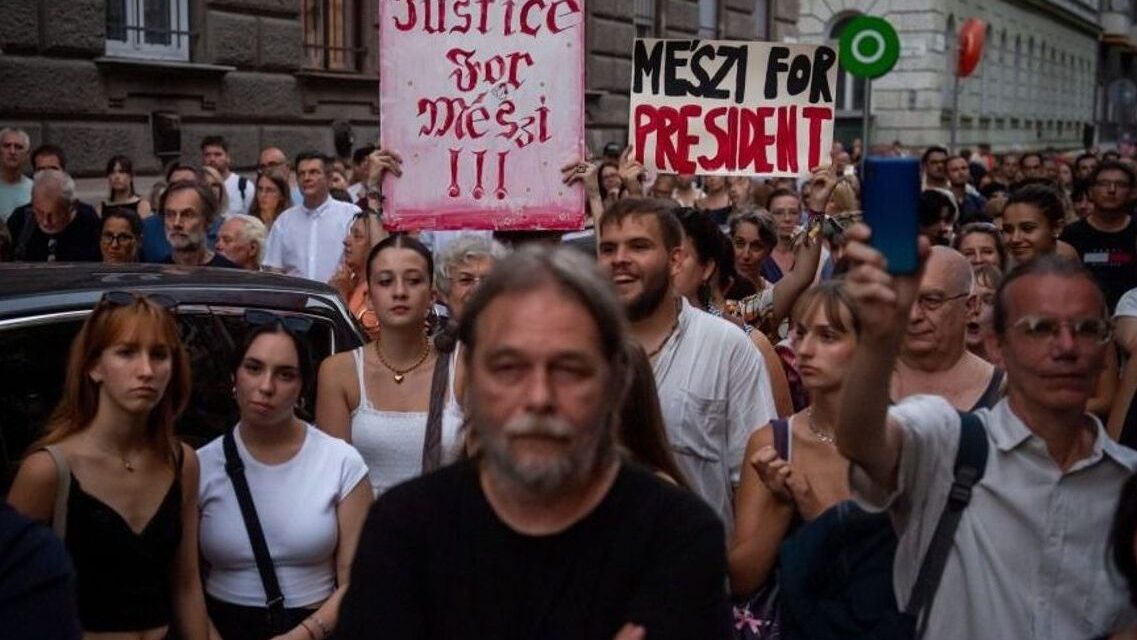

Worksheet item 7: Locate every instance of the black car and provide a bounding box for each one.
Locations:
[0,263,365,486]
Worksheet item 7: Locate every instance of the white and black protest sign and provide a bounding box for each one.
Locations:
[629,39,838,177]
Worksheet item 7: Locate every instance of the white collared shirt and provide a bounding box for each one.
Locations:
[852,395,1137,640]
[652,297,777,532]
[263,194,359,282]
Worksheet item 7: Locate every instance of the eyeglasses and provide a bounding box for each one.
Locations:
[244,309,313,334]
[1012,315,1112,345]
[1093,180,1131,191]
[100,290,178,309]
[916,291,969,311]
[100,232,136,245]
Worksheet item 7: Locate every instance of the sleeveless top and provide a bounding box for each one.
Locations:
[101,198,142,214]
[349,347,463,496]
[65,448,184,632]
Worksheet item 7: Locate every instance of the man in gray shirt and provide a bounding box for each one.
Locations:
[837,228,1137,640]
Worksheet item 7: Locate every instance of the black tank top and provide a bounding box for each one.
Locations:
[65,450,183,632]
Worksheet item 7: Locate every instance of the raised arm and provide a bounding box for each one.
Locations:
[836,223,927,492]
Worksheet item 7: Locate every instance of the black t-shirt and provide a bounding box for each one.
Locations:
[339,459,731,640]
[160,252,240,269]
[1060,216,1137,310]
[10,202,101,262]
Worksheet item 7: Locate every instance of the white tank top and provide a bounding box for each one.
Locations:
[349,347,463,496]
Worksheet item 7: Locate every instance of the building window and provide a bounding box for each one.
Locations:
[303,0,364,72]
[943,15,956,111]
[698,0,719,38]
[105,0,191,61]
[634,0,655,37]
[831,15,865,112]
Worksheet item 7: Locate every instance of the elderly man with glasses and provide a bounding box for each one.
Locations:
[889,246,1005,412]
[838,235,1136,640]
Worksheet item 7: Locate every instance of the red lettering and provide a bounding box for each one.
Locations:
[503,0,517,35]
[548,0,582,33]
[393,0,417,31]
[521,0,546,36]
[698,107,737,172]
[738,107,775,173]
[802,106,833,170]
[633,104,657,166]
[776,105,798,174]
[536,95,550,143]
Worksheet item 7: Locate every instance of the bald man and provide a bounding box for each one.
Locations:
[891,246,1004,410]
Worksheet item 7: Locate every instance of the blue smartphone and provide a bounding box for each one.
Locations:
[861,157,920,275]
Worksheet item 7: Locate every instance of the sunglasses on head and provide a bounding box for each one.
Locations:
[100,290,178,310]
[244,309,313,334]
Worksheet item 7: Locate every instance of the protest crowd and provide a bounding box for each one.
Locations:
[5,27,1137,640]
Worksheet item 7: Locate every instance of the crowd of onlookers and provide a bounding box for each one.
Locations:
[7,121,1137,640]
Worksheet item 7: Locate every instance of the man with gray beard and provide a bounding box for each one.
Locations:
[159,181,238,268]
[339,247,731,640]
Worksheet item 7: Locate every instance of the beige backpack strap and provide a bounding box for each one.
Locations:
[41,445,70,539]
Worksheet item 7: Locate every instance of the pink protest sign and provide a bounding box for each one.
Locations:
[378,0,586,231]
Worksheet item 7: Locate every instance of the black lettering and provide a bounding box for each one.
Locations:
[765,47,790,99]
[809,46,836,103]
[707,45,747,104]
[733,46,747,103]
[690,42,722,99]
[664,40,694,97]
[787,54,810,96]
[633,40,663,95]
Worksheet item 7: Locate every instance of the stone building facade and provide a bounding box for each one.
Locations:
[0,0,775,177]
[793,0,1101,151]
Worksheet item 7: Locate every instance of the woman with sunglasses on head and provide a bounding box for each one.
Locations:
[197,313,371,640]
[317,234,464,496]
[99,155,152,219]
[249,172,293,231]
[7,292,210,640]
[100,207,143,264]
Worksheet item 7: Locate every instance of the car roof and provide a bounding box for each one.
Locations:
[0,263,348,320]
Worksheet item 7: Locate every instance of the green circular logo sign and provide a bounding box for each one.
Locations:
[839,16,900,79]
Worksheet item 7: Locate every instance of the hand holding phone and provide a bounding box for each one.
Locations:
[861,157,920,275]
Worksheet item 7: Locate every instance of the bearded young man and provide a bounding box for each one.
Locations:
[339,247,731,640]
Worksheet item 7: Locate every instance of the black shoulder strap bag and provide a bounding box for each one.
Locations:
[901,410,989,639]
[223,428,287,633]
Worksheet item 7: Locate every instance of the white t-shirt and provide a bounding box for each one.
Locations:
[222,172,254,216]
[652,298,777,531]
[263,194,359,282]
[198,424,369,607]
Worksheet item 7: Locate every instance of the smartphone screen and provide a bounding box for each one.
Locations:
[861,157,920,275]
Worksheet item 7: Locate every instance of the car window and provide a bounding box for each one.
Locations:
[0,308,338,489]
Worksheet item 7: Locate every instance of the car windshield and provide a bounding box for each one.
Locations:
[0,306,336,488]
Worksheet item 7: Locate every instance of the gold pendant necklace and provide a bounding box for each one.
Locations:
[374,336,432,383]
[807,408,836,446]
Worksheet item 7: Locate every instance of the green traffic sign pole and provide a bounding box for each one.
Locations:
[838,16,900,162]
[863,77,872,160]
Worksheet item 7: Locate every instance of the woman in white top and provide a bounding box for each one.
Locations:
[198,315,371,640]
[317,233,464,496]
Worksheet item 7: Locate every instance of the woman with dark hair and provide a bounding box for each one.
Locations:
[249,172,293,230]
[697,175,734,226]
[7,292,210,639]
[726,209,823,342]
[954,221,1007,271]
[198,315,371,640]
[100,155,152,218]
[317,234,464,496]
[620,341,689,487]
[100,206,143,264]
[673,208,794,417]
[1001,183,1079,266]
[918,189,957,245]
